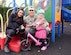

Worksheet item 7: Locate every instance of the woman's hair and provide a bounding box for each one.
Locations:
[15,8,24,22]
[16,8,24,14]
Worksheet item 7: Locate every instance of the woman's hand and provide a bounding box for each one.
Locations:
[21,25,25,29]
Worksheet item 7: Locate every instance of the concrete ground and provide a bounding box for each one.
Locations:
[0,22,71,55]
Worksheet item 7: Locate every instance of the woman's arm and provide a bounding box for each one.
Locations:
[7,14,19,30]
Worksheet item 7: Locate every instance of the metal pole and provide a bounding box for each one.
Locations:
[13,0,15,7]
[24,0,27,15]
[8,2,13,9]
[24,0,27,6]
[52,0,55,42]
[30,0,32,6]
[39,0,42,8]
[13,0,16,13]
[58,23,61,37]
[61,18,64,34]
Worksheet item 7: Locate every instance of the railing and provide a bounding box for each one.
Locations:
[0,14,4,38]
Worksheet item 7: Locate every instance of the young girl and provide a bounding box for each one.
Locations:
[32,9,50,51]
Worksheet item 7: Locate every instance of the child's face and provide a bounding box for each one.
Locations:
[37,14,44,19]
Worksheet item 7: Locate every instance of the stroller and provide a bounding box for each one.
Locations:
[20,26,51,51]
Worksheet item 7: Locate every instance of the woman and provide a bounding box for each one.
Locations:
[4,8,26,53]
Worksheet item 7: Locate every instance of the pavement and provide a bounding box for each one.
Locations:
[0,22,71,55]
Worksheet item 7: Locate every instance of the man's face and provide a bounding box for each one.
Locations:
[17,10,24,17]
[29,10,35,17]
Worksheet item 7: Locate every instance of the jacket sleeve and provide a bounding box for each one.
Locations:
[7,14,19,30]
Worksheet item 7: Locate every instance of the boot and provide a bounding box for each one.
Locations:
[4,36,11,53]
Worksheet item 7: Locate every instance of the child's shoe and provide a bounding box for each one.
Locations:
[41,46,47,51]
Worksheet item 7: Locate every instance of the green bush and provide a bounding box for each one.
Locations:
[0,5,8,23]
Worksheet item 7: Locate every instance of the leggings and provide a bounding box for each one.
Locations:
[6,29,25,38]
[39,39,47,47]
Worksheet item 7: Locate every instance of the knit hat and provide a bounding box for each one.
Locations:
[36,9,45,14]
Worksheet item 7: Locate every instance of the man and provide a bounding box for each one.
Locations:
[24,6,37,35]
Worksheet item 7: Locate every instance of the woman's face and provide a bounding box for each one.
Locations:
[17,10,24,17]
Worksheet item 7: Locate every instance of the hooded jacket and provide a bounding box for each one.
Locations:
[6,13,26,30]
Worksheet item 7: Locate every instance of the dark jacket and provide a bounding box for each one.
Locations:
[6,13,26,30]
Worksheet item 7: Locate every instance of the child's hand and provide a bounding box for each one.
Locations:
[36,22,40,26]
[46,27,51,31]
[27,25,32,27]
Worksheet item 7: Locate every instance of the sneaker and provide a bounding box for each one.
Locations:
[41,46,47,51]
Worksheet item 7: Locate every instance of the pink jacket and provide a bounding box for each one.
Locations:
[32,18,46,30]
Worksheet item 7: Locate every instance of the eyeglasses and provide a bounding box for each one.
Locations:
[29,10,34,11]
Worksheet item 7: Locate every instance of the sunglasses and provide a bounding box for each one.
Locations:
[29,10,34,11]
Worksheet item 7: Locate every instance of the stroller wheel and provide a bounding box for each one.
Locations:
[20,39,31,51]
